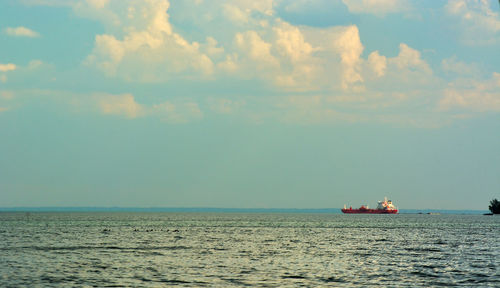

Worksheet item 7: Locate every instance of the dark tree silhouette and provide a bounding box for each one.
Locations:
[489,199,500,214]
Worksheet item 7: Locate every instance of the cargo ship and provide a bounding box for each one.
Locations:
[342,197,398,214]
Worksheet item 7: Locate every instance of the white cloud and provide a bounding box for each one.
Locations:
[441,56,480,76]
[439,72,500,112]
[367,51,387,77]
[4,26,40,37]
[352,44,436,105]
[0,63,17,72]
[0,60,53,83]
[231,0,274,16]
[227,22,324,90]
[75,0,321,89]
[225,20,323,90]
[95,92,203,122]
[390,43,431,73]
[96,93,143,118]
[85,0,109,9]
[203,37,224,57]
[235,30,279,68]
[83,0,214,81]
[333,25,364,91]
[1,89,204,123]
[217,54,239,73]
[223,4,250,24]
[223,0,274,24]
[273,20,313,63]
[342,0,411,16]
[445,0,500,45]
[379,43,433,87]
[0,63,17,83]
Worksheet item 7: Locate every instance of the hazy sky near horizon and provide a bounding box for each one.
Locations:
[1,0,500,210]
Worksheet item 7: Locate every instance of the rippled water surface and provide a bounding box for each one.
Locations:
[1,212,499,287]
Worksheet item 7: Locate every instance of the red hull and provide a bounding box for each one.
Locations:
[341,208,398,214]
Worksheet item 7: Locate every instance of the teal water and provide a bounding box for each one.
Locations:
[1,213,499,287]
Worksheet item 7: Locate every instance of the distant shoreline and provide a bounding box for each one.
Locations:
[0,207,490,214]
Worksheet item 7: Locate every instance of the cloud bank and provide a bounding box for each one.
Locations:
[5,0,498,126]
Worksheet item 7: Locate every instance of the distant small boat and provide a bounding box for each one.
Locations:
[427,212,440,215]
[342,197,398,214]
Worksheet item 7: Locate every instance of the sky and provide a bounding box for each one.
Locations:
[1,0,500,210]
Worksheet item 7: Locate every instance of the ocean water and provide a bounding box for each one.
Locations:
[1,212,499,287]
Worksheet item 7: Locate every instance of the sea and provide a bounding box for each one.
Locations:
[1,211,499,287]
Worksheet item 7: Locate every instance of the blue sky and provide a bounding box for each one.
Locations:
[1,0,500,210]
